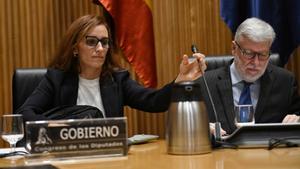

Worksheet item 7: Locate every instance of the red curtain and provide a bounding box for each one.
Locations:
[99,0,157,88]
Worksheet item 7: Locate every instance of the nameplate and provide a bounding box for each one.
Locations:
[25,117,127,157]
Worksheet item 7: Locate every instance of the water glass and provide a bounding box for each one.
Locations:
[234,104,255,127]
[1,114,24,152]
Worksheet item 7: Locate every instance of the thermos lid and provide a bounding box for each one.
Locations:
[171,81,202,101]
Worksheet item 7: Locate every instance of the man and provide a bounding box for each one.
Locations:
[198,17,300,135]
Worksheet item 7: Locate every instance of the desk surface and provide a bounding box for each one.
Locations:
[1,140,300,169]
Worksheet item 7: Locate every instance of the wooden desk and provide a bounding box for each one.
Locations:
[1,140,300,169]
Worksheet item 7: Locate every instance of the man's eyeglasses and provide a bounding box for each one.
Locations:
[85,36,110,48]
[235,41,271,60]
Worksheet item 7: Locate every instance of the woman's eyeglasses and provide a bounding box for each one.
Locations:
[85,36,110,48]
[235,41,271,60]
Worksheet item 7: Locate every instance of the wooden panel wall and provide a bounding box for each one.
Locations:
[0,0,102,147]
[0,0,299,147]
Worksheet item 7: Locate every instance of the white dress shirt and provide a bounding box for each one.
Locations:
[230,62,260,112]
[76,76,106,118]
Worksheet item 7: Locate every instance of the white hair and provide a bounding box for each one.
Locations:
[234,17,276,44]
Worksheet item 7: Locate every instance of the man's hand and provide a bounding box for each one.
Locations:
[209,123,227,136]
[175,53,206,83]
[282,114,300,123]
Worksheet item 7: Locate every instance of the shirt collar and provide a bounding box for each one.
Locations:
[230,62,243,86]
[230,62,260,86]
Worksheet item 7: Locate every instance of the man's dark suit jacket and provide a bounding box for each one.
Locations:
[17,68,173,122]
[197,63,300,134]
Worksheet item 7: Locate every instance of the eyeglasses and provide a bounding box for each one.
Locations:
[235,41,271,60]
[85,36,110,48]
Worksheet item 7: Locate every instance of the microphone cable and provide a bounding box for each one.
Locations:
[191,44,222,141]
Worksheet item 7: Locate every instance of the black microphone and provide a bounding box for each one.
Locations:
[191,44,222,141]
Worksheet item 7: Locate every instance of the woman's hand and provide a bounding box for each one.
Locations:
[175,53,207,83]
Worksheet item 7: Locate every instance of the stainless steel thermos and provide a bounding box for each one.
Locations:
[166,81,211,154]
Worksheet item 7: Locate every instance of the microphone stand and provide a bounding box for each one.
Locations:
[191,45,222,141]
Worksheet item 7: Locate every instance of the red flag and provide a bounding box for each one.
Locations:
[99,0,157,87]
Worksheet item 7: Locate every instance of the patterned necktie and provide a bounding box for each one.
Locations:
[238,81,252,105]
[238,81,252,122]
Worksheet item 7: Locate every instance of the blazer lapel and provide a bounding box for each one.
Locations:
[61,72,78,105]
[255,66,274,121]
[216,67,236,131]
[100,74,120,117]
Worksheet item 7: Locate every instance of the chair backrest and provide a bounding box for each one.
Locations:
[205,53,281,71]
[12,54,281,112]
[13,68,47,112]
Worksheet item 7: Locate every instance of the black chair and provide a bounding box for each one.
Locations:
[205,53,281,70]
[12,54,281,112]
[13,68,47,113]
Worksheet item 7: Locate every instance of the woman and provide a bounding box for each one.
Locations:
[17,15,206,122]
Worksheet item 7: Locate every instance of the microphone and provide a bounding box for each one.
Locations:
[191,44,222,141]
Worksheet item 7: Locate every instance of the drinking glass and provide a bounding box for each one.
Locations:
[234,104,255,127]
[1,114,24,152]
